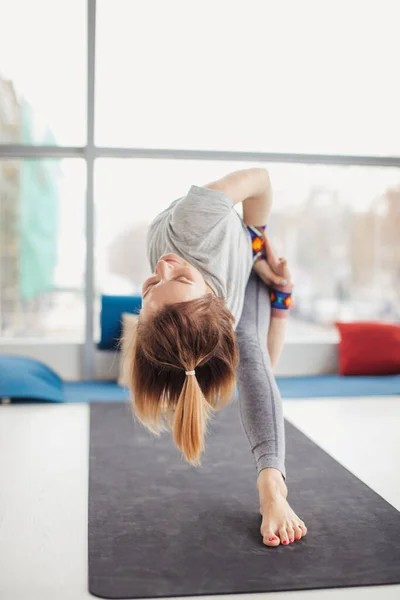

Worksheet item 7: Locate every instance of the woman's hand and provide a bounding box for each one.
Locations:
[252,233,292,288]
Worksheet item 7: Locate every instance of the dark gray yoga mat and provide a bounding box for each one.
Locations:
[88,400,400,599]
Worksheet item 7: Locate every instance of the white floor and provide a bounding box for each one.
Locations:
[0,396,399,600]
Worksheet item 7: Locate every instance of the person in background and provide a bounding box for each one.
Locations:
[123,167,307,547]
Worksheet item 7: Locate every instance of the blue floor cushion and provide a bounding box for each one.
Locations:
[0,355,64,402]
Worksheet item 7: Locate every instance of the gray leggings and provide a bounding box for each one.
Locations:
[235,270,286,482]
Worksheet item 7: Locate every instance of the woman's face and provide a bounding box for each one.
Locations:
[140,253,214,318]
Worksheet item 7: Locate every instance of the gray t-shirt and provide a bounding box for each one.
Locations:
[146,184,253,330]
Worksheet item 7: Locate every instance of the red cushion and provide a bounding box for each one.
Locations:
[334,321,400,376]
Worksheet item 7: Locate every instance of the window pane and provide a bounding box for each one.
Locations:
[95,159,400,341]
[0,159,86,340]
[0,0,86,146]
[96,0,400,156]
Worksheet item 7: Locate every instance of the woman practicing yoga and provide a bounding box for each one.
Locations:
[125,167,308,547]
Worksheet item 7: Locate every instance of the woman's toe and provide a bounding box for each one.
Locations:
[293,524,303,540]
[299,521,308,536]
[263,532,280,547]
[287,526,295,543]
[279,528,290,545]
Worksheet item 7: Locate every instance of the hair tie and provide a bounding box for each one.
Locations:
[185,370,196,376]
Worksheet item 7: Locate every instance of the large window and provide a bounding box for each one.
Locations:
[1,0,399,377]
[0,159,86,339]
[95,159,400,341]
[0,0,86,146]
[96,0,400,155]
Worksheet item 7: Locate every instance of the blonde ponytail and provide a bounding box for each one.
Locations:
[172,372,213,466]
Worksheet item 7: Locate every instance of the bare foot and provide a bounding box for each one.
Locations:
[257,468,308,547]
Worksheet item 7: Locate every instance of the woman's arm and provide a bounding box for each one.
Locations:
[268,317,288,371]
[208,168,290,371]
[253,242,293,371]
[204,167,271,216]
[242,170,273,226]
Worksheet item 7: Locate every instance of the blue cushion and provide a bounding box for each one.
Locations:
[0,355,64,402]
[97,294,142,351]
